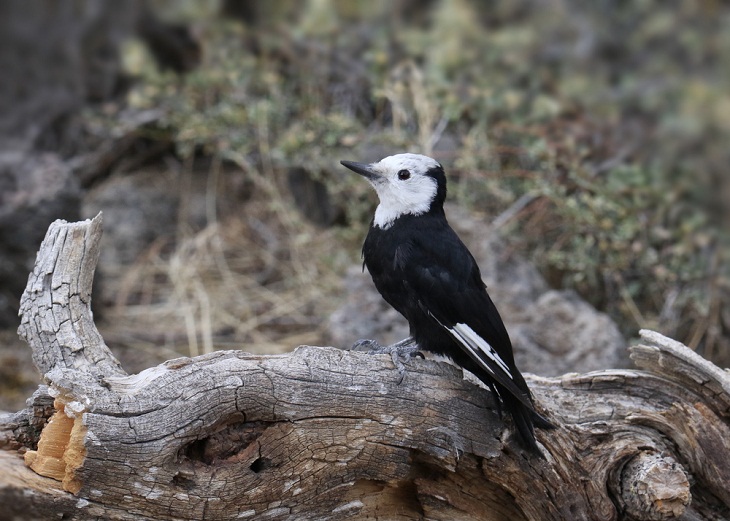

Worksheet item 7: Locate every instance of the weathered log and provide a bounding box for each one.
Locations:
[1,215,729,520]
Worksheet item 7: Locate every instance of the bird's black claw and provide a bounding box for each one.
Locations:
[352,337,423,384]
[350,339,383,352]
[356,337,422,357]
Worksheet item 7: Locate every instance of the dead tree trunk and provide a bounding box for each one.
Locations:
[1,214,729,520]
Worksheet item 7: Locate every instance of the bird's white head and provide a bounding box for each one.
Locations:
[341,153,445,229]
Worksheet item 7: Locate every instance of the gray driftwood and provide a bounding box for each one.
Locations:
[1,215,729,520]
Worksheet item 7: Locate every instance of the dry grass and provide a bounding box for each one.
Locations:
[99,163,351,360]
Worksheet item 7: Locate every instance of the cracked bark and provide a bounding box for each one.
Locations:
[1,215,729,520]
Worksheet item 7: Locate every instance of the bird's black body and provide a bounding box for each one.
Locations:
[343,155,552,455]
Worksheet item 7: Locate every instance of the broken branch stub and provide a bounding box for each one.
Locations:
[17,213,125,379]
[2,216,729,520]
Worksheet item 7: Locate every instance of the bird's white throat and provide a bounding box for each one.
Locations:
[373,194,431,229]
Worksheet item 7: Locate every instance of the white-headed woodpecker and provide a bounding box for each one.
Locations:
[341,153,553,455]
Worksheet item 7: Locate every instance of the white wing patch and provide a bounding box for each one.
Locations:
[426,311,515,380]
[426,311,541,410]
[448,323,514,379]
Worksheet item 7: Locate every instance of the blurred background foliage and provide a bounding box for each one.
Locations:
[102,0,728,362]
[1,0,728,408]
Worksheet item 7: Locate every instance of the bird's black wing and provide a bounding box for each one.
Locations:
[403,228,535,409]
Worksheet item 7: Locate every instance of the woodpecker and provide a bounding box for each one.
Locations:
[341,153,553,455]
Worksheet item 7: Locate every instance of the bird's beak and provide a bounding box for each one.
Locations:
[340,160,380,181]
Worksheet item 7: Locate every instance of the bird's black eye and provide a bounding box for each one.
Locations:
[397,169,411,180]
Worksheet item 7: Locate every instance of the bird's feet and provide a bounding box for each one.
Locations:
[351,337,423,383]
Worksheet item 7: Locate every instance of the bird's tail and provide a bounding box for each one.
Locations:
[502,392,555,457]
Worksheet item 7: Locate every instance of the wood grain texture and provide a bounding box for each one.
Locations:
[1,216,729,520]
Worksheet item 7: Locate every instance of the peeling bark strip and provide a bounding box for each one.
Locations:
[0,216,729,520]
